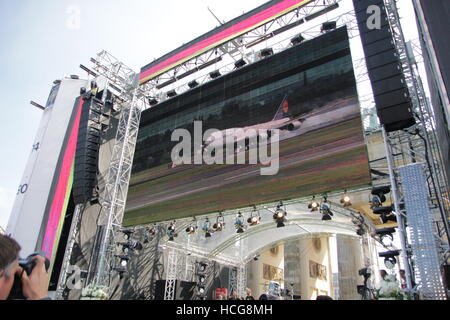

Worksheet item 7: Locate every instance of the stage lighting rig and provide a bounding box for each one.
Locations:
[320,197,333,221]
[202,217,213,238]
[356,225,366,236]
[117,239,143,253]
[120,228,134,240]
[114,254,130,268]
[370,185,391,209]
[273,201,287,228]
[235,212,246,233]
[321,21,337,32]
[247,206,261,226]
[372,206,397,224]
[167,221,177,241]
[379,250,400,269]
[198,262,208,273]
[375,228,396,246]
[308,196,319,212]
[340,190,351,207]
[213,212,225,231]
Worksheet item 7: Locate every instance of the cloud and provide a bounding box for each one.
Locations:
[0,186,15,230]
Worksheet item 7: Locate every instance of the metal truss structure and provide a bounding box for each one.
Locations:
[139,0,343,105]
[379,0,449,299]
[89,51,147,290]
[55,204,85,300]
[164,248,178,300]
[55,0,449,300]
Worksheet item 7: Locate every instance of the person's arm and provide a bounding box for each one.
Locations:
[20,256,50,300]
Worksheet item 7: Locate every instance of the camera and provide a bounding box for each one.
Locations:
[7,252,50,300]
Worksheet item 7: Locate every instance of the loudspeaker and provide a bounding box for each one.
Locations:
[353,0,415,132]
[73,97,101,205]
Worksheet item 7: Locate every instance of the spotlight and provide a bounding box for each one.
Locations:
[213,212,225,231]
[167,89,177,98]
[379,250,400,269]
[375,228,396,246]
[340,191,351,207]
[290,34,304,45]
[209,70,221,79]
[380,213,397,224]
[188,80,199,88]
[320,197,333,221]
[148,98,158,105]
[259,48,273,58]
[235,212,246,233]
[198,262,208,272]
[186,225,196,234]
[202,217,212,238]
[321,21,337,32]
[370,186,390,209]
[120,229,134,240]
[247,206,261,226]
[308,196,319,212]
[167,222,177,241]
[273,201,287,228]
[198,286,206,294]
[234,58,247,69]
[356,225,365,236]
[199,275,206,284]
[115,255,129,268]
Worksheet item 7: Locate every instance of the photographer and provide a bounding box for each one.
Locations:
[0,234,50,300]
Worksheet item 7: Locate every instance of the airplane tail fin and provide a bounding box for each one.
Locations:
[272,94,289,121]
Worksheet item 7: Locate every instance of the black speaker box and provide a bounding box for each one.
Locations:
[73,97,101,205]
[352,0,415,131]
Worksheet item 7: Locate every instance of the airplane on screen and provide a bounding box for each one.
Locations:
[203,95,306,151]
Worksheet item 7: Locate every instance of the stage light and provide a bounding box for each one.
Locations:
[340,190,351,207]
[198,262,208,272]
[273,201,287,228]
[356,225,365,236]
[379,250,400,269]
[209,70,221,79]
[213,212,225,231]
[259,48,274,58]
[186,226,196,234]
[188,80,199,88]
[320,197,333,221]
[115,255,129,268]
[234,58,247,69]
[247,206,261,226]
[321,21,337,32]
[308,196,319,212]
[375,228,396,246]
[235,212,246,233]
[167,89,177,98]
[148,98,158,105]
[202,217,212,238]
[198,286,205,294]
[199,275,206,283]
[380,213,397,224]
[290,34,304,45]
[120,229,134,240]
[370,185,391,209]
[167,222,177,241]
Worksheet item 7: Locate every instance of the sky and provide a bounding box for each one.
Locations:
[0,0,422,230]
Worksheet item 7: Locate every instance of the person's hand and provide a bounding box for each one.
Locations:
[20,256,49,300]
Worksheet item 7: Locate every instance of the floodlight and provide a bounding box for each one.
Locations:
[259,48,273,58]
[235,212,245,233]
[321,21,337,32]
[188,80,199,88]
[209,70,221,79]
[340,190,351,207]
[273,201,287,227]
[247,206,261,226]
[167,90,177,98]
[379,250,400,269]
[234,59,247,69]
[291,34,304,45]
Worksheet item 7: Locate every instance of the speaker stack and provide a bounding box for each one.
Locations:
[353,0,415,132]
[72,95,102,205]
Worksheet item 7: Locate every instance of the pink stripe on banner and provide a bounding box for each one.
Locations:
[139,0,310,83]
[41,98,84,259]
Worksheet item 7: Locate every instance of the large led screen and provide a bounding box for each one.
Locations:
[125,27,371,225]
